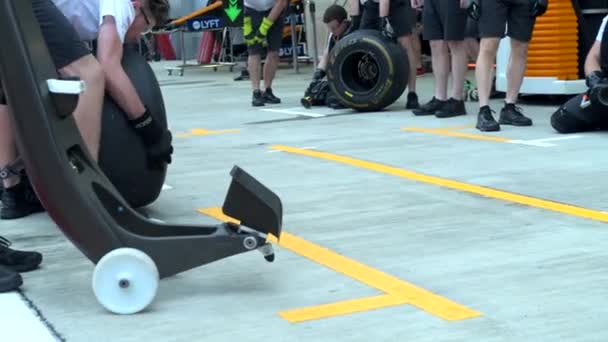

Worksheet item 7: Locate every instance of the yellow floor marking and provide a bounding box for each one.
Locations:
[402,127,511,143]
[438,125,476,131]
[279,294,410,323]
[198,207,481,322]
[269,145,608,223]
[176,128,240,138]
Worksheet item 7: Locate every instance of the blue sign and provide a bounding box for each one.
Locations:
[186,16,225,32]
[279,43,306,58]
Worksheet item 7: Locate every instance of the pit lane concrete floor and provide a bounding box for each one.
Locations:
[2,61,608,342]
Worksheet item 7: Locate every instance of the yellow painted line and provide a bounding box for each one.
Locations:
[279,294,410,323]
[269,145,608,223]
[198,207,481,322]
[402,127,511,143]
[438,125,475,131]
[176,128,240,138]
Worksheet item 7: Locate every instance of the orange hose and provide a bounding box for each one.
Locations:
[168,1,224,26]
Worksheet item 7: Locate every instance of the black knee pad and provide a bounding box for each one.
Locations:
[550,106,582,133]
[550,94,596,134]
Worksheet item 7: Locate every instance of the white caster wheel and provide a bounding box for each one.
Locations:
[92,248,159,315]
[243,236,258,250]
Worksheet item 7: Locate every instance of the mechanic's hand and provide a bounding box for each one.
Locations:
[410,0,423,9]
[254,17,274,47]
[146,130,173,168]
[129,107,174,168]
[313,68,326,81]
[380,16,396,41]
[530,0,548,17]
[467,0,481,20]
[586,70,604,89]
[243,16,256,46]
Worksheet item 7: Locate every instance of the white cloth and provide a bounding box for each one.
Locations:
[244,0,276,12]
[52,0,135,43]
[596,15,608,42]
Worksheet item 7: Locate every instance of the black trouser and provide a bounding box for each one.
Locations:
[551,93,608,133]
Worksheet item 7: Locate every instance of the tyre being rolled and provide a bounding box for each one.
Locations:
[98,45,168,208]
[327,29,408,112]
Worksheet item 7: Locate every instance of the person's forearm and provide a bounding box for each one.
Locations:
[349,0,360,15]
[585,54,602,76]
[97,19,146,120]
[102,63,146,120]
[318,50,329,70]
[379,0,389,17]
[268,0,288,22]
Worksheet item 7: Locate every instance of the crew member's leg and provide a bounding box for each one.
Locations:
[261,9,285,104]
[475,0,507,131]
[435,0,468,118]
[1,0,104,219]
[414,0,449,115]
[245,7,265,106]
[464,17,479,63]
[497,0,535,127]
[390,0,419,109]
[34,0,104,161]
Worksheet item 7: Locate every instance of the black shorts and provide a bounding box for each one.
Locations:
[1,0,89,105]
[360,0,413,37]
[422,0,468,41]
[464,16,479,38]
[244,7,285,55]
[478,0,537,42]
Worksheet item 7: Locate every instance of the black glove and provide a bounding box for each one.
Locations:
[380,16,395,41]
[467,0,481,21]
[129,107,174,168]
[586,70,605,89]
[313,68,326,81]
[530,0,548,17]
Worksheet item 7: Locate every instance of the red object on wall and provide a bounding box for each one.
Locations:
[155,34,176,60]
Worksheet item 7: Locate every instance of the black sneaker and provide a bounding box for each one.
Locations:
[435,98,467,118]
[499,103,533,126]
[405,92,419,109]
[252,89,265,107]
[263,88,281,104]
[1,179,45,220]
[476,106,500,132]
[412,97,445,116]
[0,237,43,272]
[234,69,249,81]
[0,265,22,293]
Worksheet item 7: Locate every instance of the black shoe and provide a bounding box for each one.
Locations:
[499,103,533,126]
[263,88,281,104]
[252,89,265,107]
[0,265,22,293]
[412,97,445,116]
[405,92,419,109]
[0,237,42,273]
[476,106,500,132]
[0,179,45,220]
[234,69,249,81]
[435,98,467,118]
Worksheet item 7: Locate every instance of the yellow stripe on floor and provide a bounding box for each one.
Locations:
[402,127,511,143]
[269,145,608,223]
[198,207,481,322]
[279,294,410,323]
[176,128,240,138]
